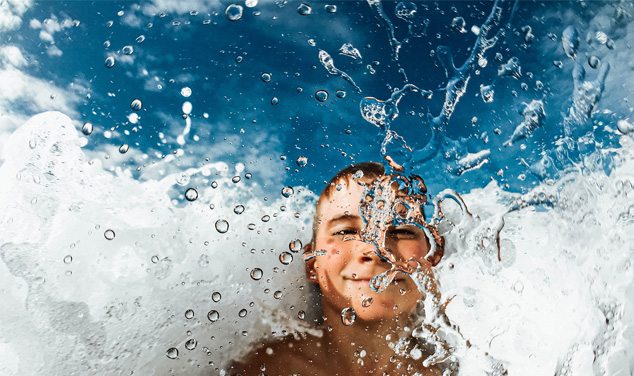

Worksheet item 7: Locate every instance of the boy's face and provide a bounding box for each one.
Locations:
[308,179,433,322]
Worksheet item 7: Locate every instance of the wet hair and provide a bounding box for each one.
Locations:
[310,162,385,245]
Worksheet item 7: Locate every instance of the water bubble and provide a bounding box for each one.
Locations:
[185,338,197,350]
[130,99,143,111]
[238,309,248,317]
[451,17,466,32]
[118,144,129,154]
[553,60,563,68]
[271,97,279,105]
[297,3,312,15]
[135,35,145,43]
[63,255,73,264]
[289,239,302,253]
[185,188,198,202]
[296,156,307,167]
[151,255,159,263]
[122,45,134,55]
[166,347,178,359]
[298,311,305,320]
[341,307,357,326]
[335,90,346,98]
[274,290,283,299]
[362,297,373,307]
[234,205,245,214]
[235,55,243,63]
[232,176,241,183]
[212,292,222,302]
[104,229,115,240]
[245,0,258,7]
[279,252,293,265]
[261,72,271,82]
[181,87,192,97]
[617,120,634,135]
[281,186,294,198]
[225,4,244,21]
[105,56,115,68]
[211,181,218,189]
[247,223,256,230]
[315,90,328,102]
[207,310,219,322]
[185,309,195,319]
[176,172,190,186]
[325,4,337,13]
[588,56,600,69]
[480,84,494,103]
[82,122,93,135]
[250,268,263,280]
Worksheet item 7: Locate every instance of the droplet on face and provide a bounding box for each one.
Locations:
[212,292,221,302]
[166,347,178,359]
[279,252,293,265]
[104,229,115,240]
[63,255,73,264]
[185,309,195,319]
[234,205,245,214]
[215,219,229,233]
[105,56,115,68]
[315,90,329,102]
[130,99,143,111]
[335,90,346,98]
[261,72,272,82]
[289,239,302,253]
[298,310,305,320]
[362,297,373,307]
[341,307,357,326]
[118,143,129,154]
[250,268,263,280]
[207,310,219,322]
[297,3,312,15]
[281,186,294,198]
[238,309,248,317]
[122,45,134,55]
[225,4,244,21]
[81,122,93,135]
[185,338,197,350]
[296,156,307,167]
[185,188,198,202]
[181,87,192,97]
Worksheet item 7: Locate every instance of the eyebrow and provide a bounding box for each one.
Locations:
[326,214,362,225]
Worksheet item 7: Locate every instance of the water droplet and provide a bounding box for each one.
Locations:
[362,297,373,307]
[181,87,192,97]
[185,188,198,202]
[553,60,563,68]
[325,4,337,13]
[289,239,302,253]
[166,347,178,359]
[135,35,145,43]
[281,186,294,198]
[250,268,263,280]
[104,229,115,240]
[63,255,73,264]
[151,255,159,263]
[270,97,279,105]
[297,3,312,15]
[261,215,270,222]
[588,56,600,69]
[105,56,115,68]
[185,338,197,350]
[122,45,134,55]
[211,181,218,189]
[215,219,229,233]
[234,205,245,214]
[341,307,356,326]
[130,99,143,111]
[212,292,222,302]
[118,143,129,154]
[185,309,195,319]
[315,90,328,102]
[207,310,219,322]
[298,310,305,320]
[225,4,243,21]
[279,252,293,265]
[274,290,283,299]
[296,156,307,167]
[232,175,241,183]
[238,309,248,317]
[335,90,346,98]
[235,55,243,63]
[261,72,271,82]
[82,122,93,135]
[175,173,190,186]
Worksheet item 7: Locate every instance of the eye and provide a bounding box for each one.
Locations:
[332,228,357,236]
[387,226,419,239]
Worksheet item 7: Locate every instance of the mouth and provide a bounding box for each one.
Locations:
[344,276,407,283]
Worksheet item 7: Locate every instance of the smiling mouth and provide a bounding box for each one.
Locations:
[344,277,407,283]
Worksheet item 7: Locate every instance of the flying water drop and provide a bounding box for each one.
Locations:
[279,252,293,265]
[341,307,357,326]
[81,122,93,135]
[185,188,198,202]
[185,339,197,350]
[118,144,129,154]
[289,239,302,253]
[250,268,263,280]
[104,229,115,240]
[296,156,307,167]
[362,297,373,307]
[207,310,219,322]
[215,219,229,233]
[225,4,243,21]
[297,3,312,15]
[130,99,143,111]
[166,348,178,359]
[184,309,195,319]
[234,205,245,214]
[261,72,271,82]
[104,56,115,68]
[212,292,221,302]
[281,186,294,198]
[315,90,328,102]
[122,45,134,55]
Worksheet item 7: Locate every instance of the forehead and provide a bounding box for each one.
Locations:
[317,181,366,219]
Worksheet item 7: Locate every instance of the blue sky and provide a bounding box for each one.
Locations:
[1,0,632,196]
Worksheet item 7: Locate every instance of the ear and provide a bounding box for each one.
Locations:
[304,243,319,285]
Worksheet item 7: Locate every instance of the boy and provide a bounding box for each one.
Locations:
[233,162,448,375]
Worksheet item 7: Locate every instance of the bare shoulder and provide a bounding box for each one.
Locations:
[229,334,325,376]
